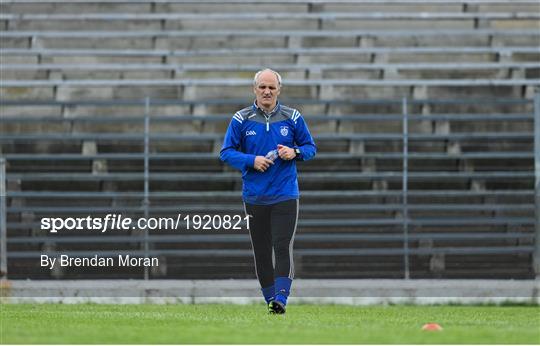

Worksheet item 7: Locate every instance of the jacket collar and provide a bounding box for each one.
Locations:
[252,100,280,117]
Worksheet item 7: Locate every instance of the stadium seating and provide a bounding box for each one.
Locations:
[0,0,537,280]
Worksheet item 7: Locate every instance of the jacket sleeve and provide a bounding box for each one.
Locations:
[220,117,256,171]
[293,112,317,161]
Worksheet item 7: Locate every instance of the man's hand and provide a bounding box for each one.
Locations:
[253,156,274,172]
[277,144,296,161]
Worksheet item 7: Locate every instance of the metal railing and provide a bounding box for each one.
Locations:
[534,91,540,276]
[0,158,7,280]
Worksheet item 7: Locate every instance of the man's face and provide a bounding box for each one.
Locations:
[253,71,281,111]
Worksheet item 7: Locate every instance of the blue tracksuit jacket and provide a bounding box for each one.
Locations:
[220,101,317,205]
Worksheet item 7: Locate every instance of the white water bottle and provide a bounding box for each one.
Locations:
[265,149,279,161]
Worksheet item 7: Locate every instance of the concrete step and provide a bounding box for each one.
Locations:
[0,3,152,14]
[36,37,155,50]
[476,3,540,13]
[154,3,308,14]
[15,17,538,32]
[7,19,162,31]
[319,4,463,12]
[155,37,287,50]
[325,19,475,30]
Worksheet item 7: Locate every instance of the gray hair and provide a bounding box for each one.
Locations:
[253,68,282,87]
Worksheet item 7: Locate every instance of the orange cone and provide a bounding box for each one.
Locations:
[422,323,443,331]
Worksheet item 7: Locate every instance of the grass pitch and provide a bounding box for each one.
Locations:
[1,303,539,344]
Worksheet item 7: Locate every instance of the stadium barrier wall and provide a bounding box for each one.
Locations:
[1,279,539,305]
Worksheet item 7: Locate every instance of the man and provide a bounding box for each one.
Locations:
[220,69,316,314]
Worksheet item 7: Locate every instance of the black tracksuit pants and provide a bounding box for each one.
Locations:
[244,199,299,288]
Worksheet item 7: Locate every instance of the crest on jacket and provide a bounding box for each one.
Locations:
[280,126,289,136]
